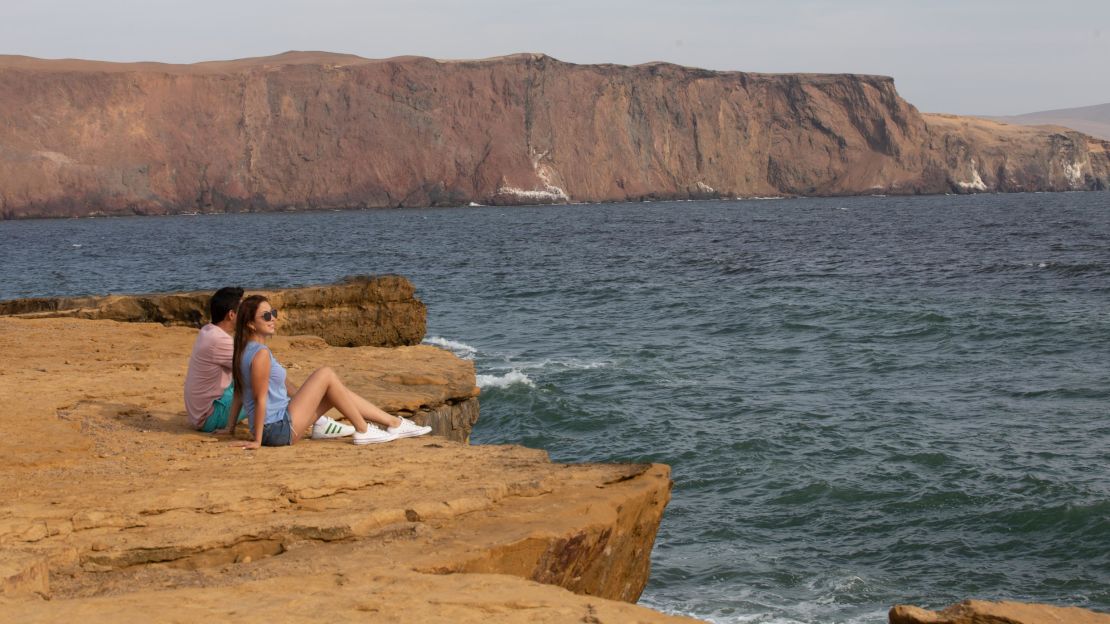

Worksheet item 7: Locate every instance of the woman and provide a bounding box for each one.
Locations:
[229,294,431,448]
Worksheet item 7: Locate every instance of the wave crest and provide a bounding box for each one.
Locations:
[476,370,535,389]
[423,336,477,357]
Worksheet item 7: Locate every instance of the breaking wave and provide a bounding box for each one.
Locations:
[422,336,478,358]
[476,370,535,389]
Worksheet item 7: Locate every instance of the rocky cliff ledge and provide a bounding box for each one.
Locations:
[0,275,426,348]
[0,51,1106,218]
[0,316,688,622]
[891,600,1110,624]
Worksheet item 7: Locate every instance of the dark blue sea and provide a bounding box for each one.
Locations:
[2,193,1108,623]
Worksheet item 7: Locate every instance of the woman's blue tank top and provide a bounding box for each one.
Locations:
[239,341,291,432]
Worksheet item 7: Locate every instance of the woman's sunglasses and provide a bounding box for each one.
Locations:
[259,309,279,322]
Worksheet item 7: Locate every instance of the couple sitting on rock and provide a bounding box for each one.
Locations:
[183,287,431,448]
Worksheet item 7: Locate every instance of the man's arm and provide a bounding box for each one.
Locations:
[214,331,235,372]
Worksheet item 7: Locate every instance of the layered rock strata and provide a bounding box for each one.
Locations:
[0,275,426,348]
[923,114,1110,193]
[0,51,1106,219]
[0,316,686,622]
[890,600,1110,624]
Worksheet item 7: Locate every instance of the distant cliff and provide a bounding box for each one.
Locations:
[986,101,1110,141]
[0,51,1106,218]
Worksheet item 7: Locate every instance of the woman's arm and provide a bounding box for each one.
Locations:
[226,389,243,436]
[233,349,270,450]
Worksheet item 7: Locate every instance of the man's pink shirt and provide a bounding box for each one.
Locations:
[183,324,233,428]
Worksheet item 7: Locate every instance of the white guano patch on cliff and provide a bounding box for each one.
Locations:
[533,150,570,201]
[1064,161,1084,186]
[34,151,74,165]
[957,160,987,191]
[496,149,570,202]
[695,181,715,194]
[495,184,570,202]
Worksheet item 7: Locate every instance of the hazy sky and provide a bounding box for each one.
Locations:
[3,0,1107,115]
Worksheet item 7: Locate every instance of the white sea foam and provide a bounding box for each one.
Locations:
[647,606,884,624]
[468,201,483,207]
[562,359,609,370]
[422,336,477,358]
[537,358,610,370]
[497,357,612,372]
[476,370,534,389]
[638,594,869,624]
[71,244,82,248]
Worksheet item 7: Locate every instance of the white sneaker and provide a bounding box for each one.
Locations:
[353,426,398,445]
[311,416,356,439]
[387,417,432,439]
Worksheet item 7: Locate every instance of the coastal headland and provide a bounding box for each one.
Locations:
[1,280,1107,623]
[0,283,686,621]
[0,51,1107,219]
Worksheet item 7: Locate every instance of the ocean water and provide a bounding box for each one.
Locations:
[2,193,1108,623]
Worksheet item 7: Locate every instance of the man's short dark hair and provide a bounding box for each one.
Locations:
[209,287,244,324]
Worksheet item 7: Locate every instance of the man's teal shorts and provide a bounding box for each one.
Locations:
[201,383,247,432]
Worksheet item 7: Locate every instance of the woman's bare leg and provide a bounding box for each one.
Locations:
[346,390,401,428]
[287,367,370,443]
[312,384,401,428]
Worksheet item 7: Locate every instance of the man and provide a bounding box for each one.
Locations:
[184,287,354,438]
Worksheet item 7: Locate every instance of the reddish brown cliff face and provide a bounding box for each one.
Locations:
[0,51,1106,219]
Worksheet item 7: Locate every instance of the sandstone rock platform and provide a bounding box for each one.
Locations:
[0,316,688,622]
[0,275,426,348]
[890,599,1110,624]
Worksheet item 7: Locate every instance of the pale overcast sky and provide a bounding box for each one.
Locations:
[2,0,1107,115]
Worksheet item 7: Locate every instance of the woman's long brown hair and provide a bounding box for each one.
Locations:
[231,295,269,403]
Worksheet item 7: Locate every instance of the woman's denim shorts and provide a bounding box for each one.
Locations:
[261,411,293,446]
